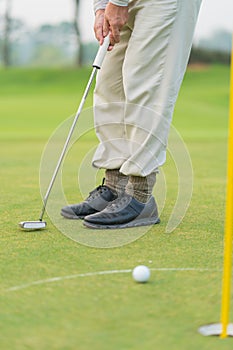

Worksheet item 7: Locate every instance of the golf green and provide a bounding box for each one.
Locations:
[0,65,232,349]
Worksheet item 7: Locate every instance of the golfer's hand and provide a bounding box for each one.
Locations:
[94,10,106,45]
[94,9,115,50]
[103,3,128,47]
[94,4,128,50]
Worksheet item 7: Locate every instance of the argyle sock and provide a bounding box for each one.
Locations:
[105,169,128,195]
[125,173,157,203]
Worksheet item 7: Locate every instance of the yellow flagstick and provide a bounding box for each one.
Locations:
[198,37,233,338]
[220,36,233,339]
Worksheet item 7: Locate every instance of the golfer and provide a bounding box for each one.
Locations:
[61,0,202,228]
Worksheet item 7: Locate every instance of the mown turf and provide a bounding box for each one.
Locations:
[0,65,232,349]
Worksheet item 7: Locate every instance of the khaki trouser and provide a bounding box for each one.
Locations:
[92,0,202,176]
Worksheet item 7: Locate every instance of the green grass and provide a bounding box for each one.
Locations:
[0,65,232,349]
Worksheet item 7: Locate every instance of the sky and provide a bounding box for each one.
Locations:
[0,0,232,42]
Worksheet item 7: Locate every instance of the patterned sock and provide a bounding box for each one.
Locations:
[105,169,128,195]
[125,173,157,203]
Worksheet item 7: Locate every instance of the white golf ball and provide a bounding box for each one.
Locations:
[132,265,150,283]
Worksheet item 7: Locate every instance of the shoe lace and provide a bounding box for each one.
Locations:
[87,178,108,201]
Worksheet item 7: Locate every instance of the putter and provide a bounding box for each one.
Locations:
[19,35,110,231]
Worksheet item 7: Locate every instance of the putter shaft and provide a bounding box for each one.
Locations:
[38,35,110,222]
[39,67,98,222]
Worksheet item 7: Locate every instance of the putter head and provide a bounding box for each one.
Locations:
[19,221,47,231]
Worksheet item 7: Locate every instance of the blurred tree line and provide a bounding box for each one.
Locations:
[0,0,98,67]
[0,19,98,67]
[189,29,232,65]
[0,0,231,68]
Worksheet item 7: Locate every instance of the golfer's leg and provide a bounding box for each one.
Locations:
[120,0,202,176]
[92,26,132,170]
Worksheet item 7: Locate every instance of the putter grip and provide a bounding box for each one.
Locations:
[93,35,110,69]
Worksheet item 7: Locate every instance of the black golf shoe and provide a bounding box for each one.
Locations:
[83,193,160,229]
[61,181,117,219]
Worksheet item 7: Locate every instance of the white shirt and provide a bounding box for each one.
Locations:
[94,0,129,13]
